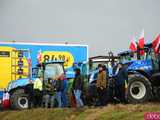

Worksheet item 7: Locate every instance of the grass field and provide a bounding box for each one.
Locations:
[0,103,160,120]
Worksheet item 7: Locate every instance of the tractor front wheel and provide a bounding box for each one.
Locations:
[10,89,29,110]
[127,75,152,103]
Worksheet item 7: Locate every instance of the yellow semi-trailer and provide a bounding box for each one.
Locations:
[0,47,29,91]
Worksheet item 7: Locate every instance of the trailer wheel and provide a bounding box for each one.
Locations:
[10,89,29,110]
[127,75,152,103]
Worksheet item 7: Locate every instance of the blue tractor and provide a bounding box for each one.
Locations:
[7,61,65,110]
[118,44,160,103]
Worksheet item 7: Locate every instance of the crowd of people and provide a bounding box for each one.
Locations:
[25,68,85,109]
[25,63,128,109]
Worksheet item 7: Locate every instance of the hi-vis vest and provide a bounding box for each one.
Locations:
[34,78,43,91]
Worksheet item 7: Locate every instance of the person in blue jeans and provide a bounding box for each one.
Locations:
[72,68,84,108]
[55,74,64,108]
[55,91,62,108]
[61,78,68,107]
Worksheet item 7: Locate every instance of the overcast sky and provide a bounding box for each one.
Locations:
[0,0,160,56]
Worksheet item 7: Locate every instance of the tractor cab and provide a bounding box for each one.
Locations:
[117,45,153,64]
[88,53,119,83]
[143,43,159,72]
[32,61,65,83]
[117,44,156,76]
[118,50,137,64]
[8,61,65,110]
[127,43,159,74]
[143,44,160,86]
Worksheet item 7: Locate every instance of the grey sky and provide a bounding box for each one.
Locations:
[0,0,160,57]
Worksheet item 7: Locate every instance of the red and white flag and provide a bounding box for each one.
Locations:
[138,30,145,55]
[129,37,137,51]
[2,92,10,109]
[138,29,145,49]
[152,34,160,54]
[37,49,42,64]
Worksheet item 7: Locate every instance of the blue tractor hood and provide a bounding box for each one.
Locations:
[127,59,153,73]
[7,77,36,92]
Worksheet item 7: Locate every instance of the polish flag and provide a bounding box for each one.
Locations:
[37,49,43,64]
[129,37,137,51]
[138,30,145,55]
[152,34,160,54]
[138,29,145,49]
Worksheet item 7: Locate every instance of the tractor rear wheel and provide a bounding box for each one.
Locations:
[127,74,152,103]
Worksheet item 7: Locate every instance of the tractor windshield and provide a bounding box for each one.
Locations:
[118,51,136,63]
[44,63,64,81]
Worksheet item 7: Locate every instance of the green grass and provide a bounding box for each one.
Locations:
[1,103,160,120]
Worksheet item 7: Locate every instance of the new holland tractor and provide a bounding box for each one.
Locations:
[118,43,160,103]
[7,61,65,110]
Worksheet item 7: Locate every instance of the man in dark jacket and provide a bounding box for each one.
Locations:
[72,68,84,107]
[115,63,128,103]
